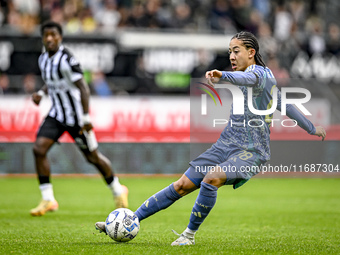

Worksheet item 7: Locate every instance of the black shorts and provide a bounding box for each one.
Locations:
[37,116,98,153]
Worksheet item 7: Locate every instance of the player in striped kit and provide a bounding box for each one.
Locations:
[30,21,128,216]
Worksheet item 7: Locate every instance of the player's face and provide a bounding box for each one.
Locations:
[229,38,255,71]
[42,27,62,55]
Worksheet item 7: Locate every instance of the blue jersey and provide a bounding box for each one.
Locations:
[220,64,316,161]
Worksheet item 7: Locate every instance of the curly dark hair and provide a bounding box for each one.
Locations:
[40,20,63,36]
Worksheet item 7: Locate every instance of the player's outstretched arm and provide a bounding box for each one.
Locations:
[313,126,326,141]
[279,99,326,141]
[32,85,47,105]
[206,69,259,87]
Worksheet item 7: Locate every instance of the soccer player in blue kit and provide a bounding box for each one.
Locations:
[95,31,326,245]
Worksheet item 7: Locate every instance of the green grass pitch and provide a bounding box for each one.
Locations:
[0,176,339,254]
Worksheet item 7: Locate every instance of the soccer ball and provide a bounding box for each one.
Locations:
[105,208,140,242]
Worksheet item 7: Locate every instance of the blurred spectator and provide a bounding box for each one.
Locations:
[229,0,253,32]
[252,0,270,20]
[288,0,306,31]
[247,8,262,34]
[278,22,307,70]
[19,13,38,34]
[191,49,215,78]
[266,55,290,87]
[9,0,40,34]
[91,71,112,96]
[210,0,234,32]
[258,21,277,60]
[0,4,4,27]
[326,23,340,56]
[155,1,172,28]
[63,0,82,34]
[22,73,36,95]
[40,0,59,22]
[144,0,162,28]
[94,0,121,33]
[171,3,194,30]
[305,16,326,55]
[50,7,64,24]
[7,1,22,32]
[0,0,333,45]
[126,2,147,27]
[0,73,15,94]
[79,7,97,33]
[12,0,39,16]
[127,0,162,29]
[0,0,339,97]
[273,2,293,42]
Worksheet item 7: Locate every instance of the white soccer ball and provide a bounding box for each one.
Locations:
[105,208,140,242]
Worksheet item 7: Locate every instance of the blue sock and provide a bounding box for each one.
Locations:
[187,182,218,231]
[135,183,181,221]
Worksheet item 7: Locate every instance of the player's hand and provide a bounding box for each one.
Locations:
[79,123,93,135]
[32,92,42,105]
[314,126,326,141]
[79,113,93,135]
[205,69,222,87]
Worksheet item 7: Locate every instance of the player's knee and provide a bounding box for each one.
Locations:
[173,178,195,196]
[202,177,225,187]
[85,153,100,165]
[203,171,226,187]
[32,145,47,158]
[203,166,227,187]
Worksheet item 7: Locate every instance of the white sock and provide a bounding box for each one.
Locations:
[184,227,197,238]
[108,176,123,197]
[39,183,55,201]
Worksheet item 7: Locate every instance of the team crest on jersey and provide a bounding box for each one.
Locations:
[69,57,79,66]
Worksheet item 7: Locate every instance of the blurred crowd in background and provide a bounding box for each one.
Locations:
[0,0,340,95]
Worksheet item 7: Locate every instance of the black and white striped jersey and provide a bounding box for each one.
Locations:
[38,45,84,127]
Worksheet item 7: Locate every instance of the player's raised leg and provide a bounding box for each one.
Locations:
[30,136,59,216]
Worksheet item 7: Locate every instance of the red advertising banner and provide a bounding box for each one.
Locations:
[0,96,190,143]
[0,96,338,142]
